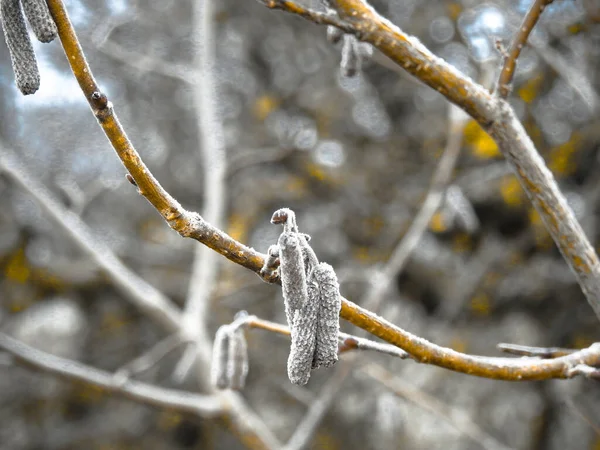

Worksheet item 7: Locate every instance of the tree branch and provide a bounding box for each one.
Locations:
[0,332,223,418]
[43,0,600,381]
[497,0,554,98]
[254,0,600,321]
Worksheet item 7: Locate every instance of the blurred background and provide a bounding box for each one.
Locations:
[1,0,600,448]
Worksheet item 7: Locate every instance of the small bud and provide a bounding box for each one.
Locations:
[211,325,231,390]
[227,327,249,390]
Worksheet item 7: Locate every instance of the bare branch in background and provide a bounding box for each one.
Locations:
[173,0,228,385]
[0,147,183,332]
[0,332,223,418]
[361,364,512,450]
[496,0,554,98]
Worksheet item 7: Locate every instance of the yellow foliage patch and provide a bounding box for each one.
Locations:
[548,134,580,176]
[429,211,447,233]
[464,120,500,159]
[252,94,279,121]
[500,176,524,207]
[227,213,251,242]
[447,3,462,20]
[452,233,473,253]
[517,75,543,104]
[158,410,183,431]
[470,292,491,316]
[5,247,30,284]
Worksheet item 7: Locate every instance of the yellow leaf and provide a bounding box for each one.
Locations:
[5,247,30,284]
[429,211,447,233]
[517,74,543,103]
[500,176,523,207]
[252,95,279,121]
[464,120,500,159]
[470,292,491,316]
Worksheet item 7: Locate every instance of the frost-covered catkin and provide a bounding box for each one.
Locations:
[340,34,361,77]
[278,232,308,326]
[288,295,319,385]
[1,0,39,94]
[311,263,341,369]
[227,327,249,390]
[21,0,56,43]
[211,325,231,390]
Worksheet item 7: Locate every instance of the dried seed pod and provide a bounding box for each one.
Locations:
[288,295,318,385]
[1,0,39,94]
[211,325,231,390]
[227,327,249,390]
[340,34,361,77]
[326,25,343,44]
[278,232,308,326]
[311,263,341,369]
[21,0,56,43]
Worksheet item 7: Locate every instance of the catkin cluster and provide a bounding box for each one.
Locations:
[210,324,249,390]
[1,0,57,94]
[269,208,342,385]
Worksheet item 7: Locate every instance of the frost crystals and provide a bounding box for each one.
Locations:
[267,208,342,385]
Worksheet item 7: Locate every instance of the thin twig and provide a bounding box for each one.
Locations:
[362,364,512,450]
[365,104,468,311]
[497,343,577,359]
[114,334,190,381]
[497,0,554,98]
[283,363,354,450]
[0,147,183,332]
[246,316,410,360]
[0,332,223,417]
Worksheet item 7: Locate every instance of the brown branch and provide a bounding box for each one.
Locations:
[245,316,410,360]
[497,0,554,98]
[44,0,600,382]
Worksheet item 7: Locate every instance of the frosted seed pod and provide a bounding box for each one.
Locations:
[311,263,341,369]
[211,325,231,390]
[1,0,40,94]
[227,327,249,390]
[21,0,57,43]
